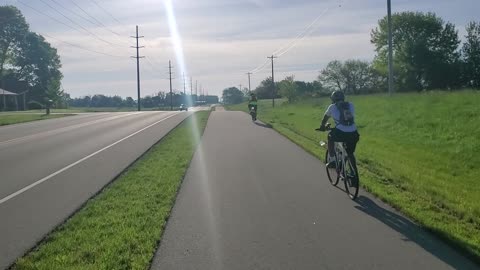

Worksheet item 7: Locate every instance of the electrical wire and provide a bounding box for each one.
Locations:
[37,0,125,48]
[42,33,124,58]
[249,0,345,73]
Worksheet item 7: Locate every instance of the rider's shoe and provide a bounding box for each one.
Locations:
[327,155,336,168]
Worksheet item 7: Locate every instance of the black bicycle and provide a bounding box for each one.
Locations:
[316,124,360,200]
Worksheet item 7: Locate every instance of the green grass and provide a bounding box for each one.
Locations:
[228,90,480,261]
[0,114,73,126]
[13,111,211,270]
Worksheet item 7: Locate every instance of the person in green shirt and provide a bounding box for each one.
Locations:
[248,92,258,113]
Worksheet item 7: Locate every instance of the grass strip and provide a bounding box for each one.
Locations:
[13,111,210,270]
[0,114,73,126]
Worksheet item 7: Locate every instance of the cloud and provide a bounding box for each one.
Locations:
[11,0,480,97]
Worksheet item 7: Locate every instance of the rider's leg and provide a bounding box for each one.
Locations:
[328,138,335,157]
[328,130,336,158]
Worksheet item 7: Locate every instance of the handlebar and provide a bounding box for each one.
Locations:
[315,123,332,132]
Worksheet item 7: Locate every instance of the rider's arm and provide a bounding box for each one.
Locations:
[320,114,330,129]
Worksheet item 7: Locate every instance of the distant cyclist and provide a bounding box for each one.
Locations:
[248,92,258,113]
[318,91,360,167]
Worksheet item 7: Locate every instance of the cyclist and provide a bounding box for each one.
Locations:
[318,90,360,167]
[248,92,258,113]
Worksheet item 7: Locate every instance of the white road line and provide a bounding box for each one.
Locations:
[0,112,182,205]
[0,112,144,146]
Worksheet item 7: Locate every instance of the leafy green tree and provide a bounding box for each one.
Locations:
[318,60,345,92]
[17,32,63,101]
[278,76,298,103]
[319,60,381,94]
[254,77,274,99]
[371,12,461,91]
[45,79,64,105]
[462,21,480,89]
[0,6,29,83]
[0,6,62,108]
[222,87,244,105]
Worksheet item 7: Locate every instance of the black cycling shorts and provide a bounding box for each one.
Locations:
[328,128,360,155]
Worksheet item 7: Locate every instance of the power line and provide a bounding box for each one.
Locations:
[249,1,343,73]
[37,0,124,47]
[17,0,86,33]
[89,0,126,27]
[145,57,161,73]
[68,0,128,43]
[49,0,98,27]
[42,33,124,57]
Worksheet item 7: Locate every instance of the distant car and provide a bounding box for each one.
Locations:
[179,104,188,111]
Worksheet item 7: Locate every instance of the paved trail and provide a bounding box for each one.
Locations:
[152,111,477,270]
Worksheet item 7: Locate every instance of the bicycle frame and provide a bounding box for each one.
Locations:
[334,142,348,177]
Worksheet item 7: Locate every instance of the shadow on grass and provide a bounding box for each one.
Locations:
[354,195,479,269]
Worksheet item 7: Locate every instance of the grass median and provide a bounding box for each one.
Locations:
[228,91,480,262]
[0,114,73,126]
[13,111,210,270]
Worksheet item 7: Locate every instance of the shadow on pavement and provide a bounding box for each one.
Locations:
[254,122,273,128]
[354,195,478,269]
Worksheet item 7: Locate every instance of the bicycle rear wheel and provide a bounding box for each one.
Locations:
[344,155,359,200]
[325,150,339,186]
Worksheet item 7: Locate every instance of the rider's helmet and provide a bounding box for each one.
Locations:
[330,90,345,103]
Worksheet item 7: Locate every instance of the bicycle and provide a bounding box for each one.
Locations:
[316,123,360,200]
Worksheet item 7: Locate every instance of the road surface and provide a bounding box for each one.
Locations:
[0,111,190,269]
[151,111,477,270]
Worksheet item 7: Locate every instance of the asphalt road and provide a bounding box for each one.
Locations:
[0,111,190,269]
[151,111,477,270]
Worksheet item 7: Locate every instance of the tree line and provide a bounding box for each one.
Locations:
[223,12,480,104]
[69,93,219,109]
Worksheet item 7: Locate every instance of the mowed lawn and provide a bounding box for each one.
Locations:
[0,113,73,126]
[228,90,480,260]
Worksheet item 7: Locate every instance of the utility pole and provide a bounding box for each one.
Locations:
[183,72,186,95]
[131,25,144,111]
[387,0,394,95]
[1,84,5,111]
[268,55,278,108]
[247,72,252,93]
[239,84,242,92]
[168,60,174,111]
[195,80,198,96]
[190,77,193,96]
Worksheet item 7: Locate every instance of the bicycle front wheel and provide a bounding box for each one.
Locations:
[344,155,359,200]
[325,150,339,186]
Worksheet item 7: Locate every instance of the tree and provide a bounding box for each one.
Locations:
[222,87,244,105]
[371,12,461,91]
[462,21,480,89]
[254,77,279,99]
[318,60,345,92]
[16,32,63,101]
[0,6,62,109]
[278,76,298,103]
[318,60,381,94]
[0,6,29,83]
[45,79,64,106]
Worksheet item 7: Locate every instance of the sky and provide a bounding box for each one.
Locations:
[4,0,480,98]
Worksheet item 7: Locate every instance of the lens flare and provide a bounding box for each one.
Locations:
[163,1,221,265]
[164,0,189,92]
